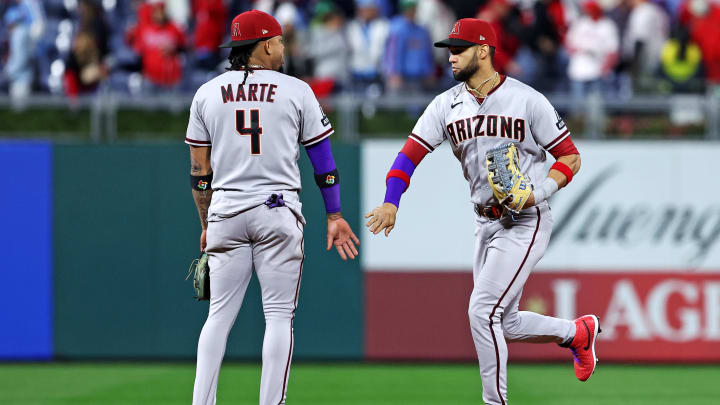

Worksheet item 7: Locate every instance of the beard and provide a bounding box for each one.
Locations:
[453,57,479,82]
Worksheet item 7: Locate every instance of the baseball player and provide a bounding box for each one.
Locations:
[365,19,600,404]
[186,10,359,405]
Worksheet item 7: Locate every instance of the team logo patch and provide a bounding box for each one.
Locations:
[319,104,330,126]
[554,109,566,130]
[479,35,485,40]
[197,180,209,190]
[262,29,269,34]
[325,175,335,185]
[451,22,460,35]
[232,22,241,38]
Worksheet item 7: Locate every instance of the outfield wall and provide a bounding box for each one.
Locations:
[1,141,362,361]
[2,140,720,362]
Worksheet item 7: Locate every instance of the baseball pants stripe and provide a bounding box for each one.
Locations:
[488,207,541,405]
[278,219,304,405]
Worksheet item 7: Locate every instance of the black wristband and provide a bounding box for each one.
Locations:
[314,169,339,189]
[190,173,213,191]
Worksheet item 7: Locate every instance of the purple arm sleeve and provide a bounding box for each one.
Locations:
[384,177,406,208]
[305,137,341,213]
[383,152,417,208]
[305,137,335,173]
[390,152,417,176]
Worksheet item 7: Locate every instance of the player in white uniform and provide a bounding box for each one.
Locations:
[365,19,600,405]
[187,10,359,405]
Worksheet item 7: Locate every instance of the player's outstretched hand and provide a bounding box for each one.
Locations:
[327,214,360,260]
[364,203,398,237]
[200,229,207,252]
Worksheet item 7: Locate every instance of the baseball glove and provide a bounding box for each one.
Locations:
[485,142,532,215]
[186,253,210,301]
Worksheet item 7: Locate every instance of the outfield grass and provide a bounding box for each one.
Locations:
[1,363,718,404]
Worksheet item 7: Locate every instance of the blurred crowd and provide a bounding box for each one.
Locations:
[0,0,719,101]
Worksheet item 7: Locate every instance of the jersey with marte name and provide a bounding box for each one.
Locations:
[409,76,570,206]
[185,69,333,221]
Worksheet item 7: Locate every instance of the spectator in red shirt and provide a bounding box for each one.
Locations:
[128,0,186,87]
[192,0,227,70]
[682,0,720,87]
[476,0,524,76]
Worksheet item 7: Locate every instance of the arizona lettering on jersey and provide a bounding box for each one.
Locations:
[409,75,570,206]
[185,69,333,221]
[446,114,526,145]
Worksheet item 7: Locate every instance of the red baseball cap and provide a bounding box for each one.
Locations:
[219,9,283,48]
[434,19,498,48]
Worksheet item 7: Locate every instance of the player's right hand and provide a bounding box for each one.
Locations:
[327,214,360,261]
[365,203,398,237]
[200,229,207,252]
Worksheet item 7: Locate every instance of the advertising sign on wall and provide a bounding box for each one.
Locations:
[363,140,720,362]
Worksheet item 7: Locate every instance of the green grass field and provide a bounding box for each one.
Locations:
[1,363,718,404]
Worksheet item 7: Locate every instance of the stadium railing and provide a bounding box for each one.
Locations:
[0,90,718,142]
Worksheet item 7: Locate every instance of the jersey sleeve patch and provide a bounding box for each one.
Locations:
[301,128,334,147]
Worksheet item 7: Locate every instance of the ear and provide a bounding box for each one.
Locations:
[264,40,272,55]
[478,45,488,60]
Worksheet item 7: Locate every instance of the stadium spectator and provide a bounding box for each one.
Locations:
[346,0,389,90]
[566,1,619,105]
[2,0,34,99]
[275,0,310,79]
[476,0,524,77]
[526,0,568,90]
[658,24,704,93]
[306,0,349,96]
[191,0,227,70]
[76,0,109,58]
[64,31,107,97]
[127,0,186,88]
[415,0,456,67]
[623,0,670,91]
[382,0,434,92]
[683,0,720,89]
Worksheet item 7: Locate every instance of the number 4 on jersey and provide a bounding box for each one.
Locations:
[236,109,262,155]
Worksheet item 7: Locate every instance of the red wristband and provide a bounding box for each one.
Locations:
[551,161,574,183]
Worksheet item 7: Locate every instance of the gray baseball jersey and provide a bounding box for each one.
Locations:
[185,69,333,222]
[408,76,570,207]
[189,68,332,405]
[407,75,576,405]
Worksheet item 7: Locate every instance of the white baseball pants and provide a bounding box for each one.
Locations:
[193,205,304,405]
[469,204,575,405]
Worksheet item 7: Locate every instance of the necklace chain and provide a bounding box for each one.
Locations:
[468,72,499,98]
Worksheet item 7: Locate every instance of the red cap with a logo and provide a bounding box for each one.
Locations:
[219,9,283,48]
[434,18,498,48]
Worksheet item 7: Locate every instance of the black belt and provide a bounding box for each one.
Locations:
[474,204,504,220]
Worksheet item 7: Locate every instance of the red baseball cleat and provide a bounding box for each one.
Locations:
[569,315,601,382]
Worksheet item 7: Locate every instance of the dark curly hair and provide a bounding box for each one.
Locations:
[227,41,263,85]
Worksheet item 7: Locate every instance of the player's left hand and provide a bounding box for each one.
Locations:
[500,193,535,211]
[327,214,360,260]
